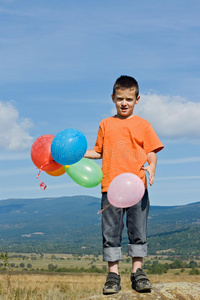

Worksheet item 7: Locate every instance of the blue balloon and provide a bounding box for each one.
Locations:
[51,129,87,165]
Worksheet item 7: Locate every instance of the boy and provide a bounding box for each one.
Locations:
[84,75,164,294]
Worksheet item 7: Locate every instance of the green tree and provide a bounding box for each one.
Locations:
[0,252,12,297]
[148,263,167,275]
[188,261,198,269]
[51,255,57,260]
[189,268,200,275]
[48,264,57,271]
[170,259,183,269]
[0,252,10,268]
[20,263,25,268]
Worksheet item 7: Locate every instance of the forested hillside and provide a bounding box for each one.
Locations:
[0,196,199,257]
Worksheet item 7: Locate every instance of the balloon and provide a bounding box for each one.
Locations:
[107,173,145,208]
[51,129,87,165]
[64,158,103,188]
[31,135,62,172]
[46,166,67,177]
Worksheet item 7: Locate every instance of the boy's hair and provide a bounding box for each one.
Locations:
[113,75,139,98]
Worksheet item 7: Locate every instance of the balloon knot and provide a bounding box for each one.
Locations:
[40,182,47,190]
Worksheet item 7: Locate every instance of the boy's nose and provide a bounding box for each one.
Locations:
[121,99,127,106]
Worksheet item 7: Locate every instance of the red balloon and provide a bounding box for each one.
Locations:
[31,135,62,172]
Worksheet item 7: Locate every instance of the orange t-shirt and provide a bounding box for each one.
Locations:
[93,115,164,192]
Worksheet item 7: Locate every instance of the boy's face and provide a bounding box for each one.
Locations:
[112,88,140,119]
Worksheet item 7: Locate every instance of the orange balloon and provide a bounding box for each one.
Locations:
[46,166,66,177]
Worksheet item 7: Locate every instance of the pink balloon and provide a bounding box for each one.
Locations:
[107,173,145,208]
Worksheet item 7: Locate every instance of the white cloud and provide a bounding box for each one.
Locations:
[0,167,34,177]
[0,152,30,161]
[0,182,77,192]
[158,156,200,165]
[0,101,33,150]
[157,175,200,181]
[111,93,200,139]
[135,94,200,138]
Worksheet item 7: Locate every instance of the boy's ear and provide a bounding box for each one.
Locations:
[111,94,115,103]
[136,95,140,104]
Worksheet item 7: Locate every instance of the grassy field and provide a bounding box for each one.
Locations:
[5,253,200,274]
[0,273,199,300]
[0,253,199,299]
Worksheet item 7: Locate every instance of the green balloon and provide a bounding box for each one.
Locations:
[64,158,103,188]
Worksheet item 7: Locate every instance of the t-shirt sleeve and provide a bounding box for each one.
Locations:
[93,125,104,154]
[143,124,164,154]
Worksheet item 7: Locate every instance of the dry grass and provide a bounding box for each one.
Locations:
[0,272,199,300]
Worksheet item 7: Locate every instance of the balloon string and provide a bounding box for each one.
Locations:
[36,160,54,191]
[97,203,111,214]
[40,160,55,170]
[36,169,47,190]
[97,204,122,214]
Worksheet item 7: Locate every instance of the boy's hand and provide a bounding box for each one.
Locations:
[84,150,102,159]
[142,164,155,186]
[142,151,157,186]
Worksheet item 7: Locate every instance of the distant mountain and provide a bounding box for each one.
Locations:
[0,196,199,256]
[147,202,200,256]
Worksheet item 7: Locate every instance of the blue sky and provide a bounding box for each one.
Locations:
[0,0,200,206]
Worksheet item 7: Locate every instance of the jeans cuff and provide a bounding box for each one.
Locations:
[128,243,148,257]
[103,247,123,262]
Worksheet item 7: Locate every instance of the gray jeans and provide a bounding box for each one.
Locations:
[101,189,149,262]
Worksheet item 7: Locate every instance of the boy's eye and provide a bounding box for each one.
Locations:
[116,98,133,102]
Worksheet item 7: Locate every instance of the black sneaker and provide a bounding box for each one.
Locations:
[131,268,152,292]
[103,272,121,295]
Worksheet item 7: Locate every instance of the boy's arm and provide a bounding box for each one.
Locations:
[142,151,157,186]
[84,150,102,159]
